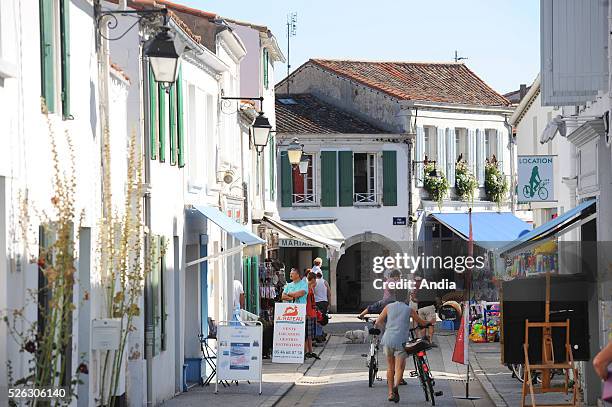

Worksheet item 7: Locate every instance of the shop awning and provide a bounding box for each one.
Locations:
[262,216,343,251]
[286,219,344,242]
[498,199,596,256]
[430,212,532,250]
[192,205,265,246]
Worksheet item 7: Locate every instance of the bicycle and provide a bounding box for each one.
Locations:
[407,324,442,405]
[522,180,549,200]
[361,316,382,387]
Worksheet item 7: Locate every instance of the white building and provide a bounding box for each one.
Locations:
[277,59,528,310]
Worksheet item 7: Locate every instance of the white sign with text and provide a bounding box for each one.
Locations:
[272,303,306,364]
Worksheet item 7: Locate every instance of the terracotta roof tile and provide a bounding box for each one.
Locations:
[306,59,510,107]
[275,94,386,134]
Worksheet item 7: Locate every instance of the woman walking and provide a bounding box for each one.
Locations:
[375,288,430,403]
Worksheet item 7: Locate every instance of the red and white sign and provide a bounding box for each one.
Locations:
[272,303,306,364]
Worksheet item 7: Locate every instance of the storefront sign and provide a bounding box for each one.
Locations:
[393,217,407,225]
[216,323,263,382]
[279,238,314,248]
[517,155,555,202]
[272,303,306,364]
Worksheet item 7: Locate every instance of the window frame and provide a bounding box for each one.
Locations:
[291,153,316,205]
[353,152,377,205]
[424,126,438,162]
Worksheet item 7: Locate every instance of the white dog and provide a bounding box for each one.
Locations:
[344,329,368,344]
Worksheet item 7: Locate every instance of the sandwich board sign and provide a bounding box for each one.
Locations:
[216,321,263,394]
[517,155,555,202]
[272,303,306,364]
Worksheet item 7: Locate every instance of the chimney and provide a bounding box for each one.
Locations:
[519,84,528,100]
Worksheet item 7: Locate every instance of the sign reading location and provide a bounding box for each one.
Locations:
[517,155,555,202]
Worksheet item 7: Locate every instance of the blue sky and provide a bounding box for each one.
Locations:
[181,0,540,94]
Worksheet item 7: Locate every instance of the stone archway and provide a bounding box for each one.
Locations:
[332,232,405,312]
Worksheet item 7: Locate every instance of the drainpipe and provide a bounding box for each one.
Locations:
[504,116,515,214]
[407,137,413,227]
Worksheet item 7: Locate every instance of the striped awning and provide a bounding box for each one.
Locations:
[285,219,344,242]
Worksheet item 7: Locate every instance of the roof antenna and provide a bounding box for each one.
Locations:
[454,50,468,63]
[286,12,297,94]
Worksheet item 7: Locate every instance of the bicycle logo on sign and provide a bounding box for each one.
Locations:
[522,165,550,201]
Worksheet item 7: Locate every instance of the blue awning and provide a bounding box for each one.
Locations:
[192,205,265,246]
[498,199,596,256]
[430,212,532,250]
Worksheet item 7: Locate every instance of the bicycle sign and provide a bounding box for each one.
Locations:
[517,155,555,202]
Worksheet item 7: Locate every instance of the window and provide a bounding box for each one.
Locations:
[424,127,437,162]
[484,130,497,160]
[39,0,70,117]
[146,234,167,355]
[292,153,315,204]
[187,85,204,189]
[353,153,376,203]
[455,129,468,162]
[269,135,275,200]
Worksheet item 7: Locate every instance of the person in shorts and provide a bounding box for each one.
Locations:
[375,287,430,403]
[304,271,320,359]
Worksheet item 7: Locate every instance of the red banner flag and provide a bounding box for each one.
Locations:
[452,310,466,364]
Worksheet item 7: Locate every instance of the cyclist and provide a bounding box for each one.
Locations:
[528,165,541,197]
[358,269,401,319]
[374,287,431,403]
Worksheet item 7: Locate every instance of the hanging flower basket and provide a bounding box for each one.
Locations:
[423,162,449,209]
[485,159,508,208]
[455,160,478,203]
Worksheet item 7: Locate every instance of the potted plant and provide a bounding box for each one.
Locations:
[455,159,478,203]
[423,162,449,210]
[485,157,508,208]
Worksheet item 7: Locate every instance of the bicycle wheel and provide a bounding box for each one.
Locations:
[426,373,436,405]
[368,355,376,387]
[415,355,429,402]
[538,186,548,200]
[511,364,525,383]
[522,185,531,199]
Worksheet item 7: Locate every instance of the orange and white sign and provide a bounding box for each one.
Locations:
[272,303,306,364]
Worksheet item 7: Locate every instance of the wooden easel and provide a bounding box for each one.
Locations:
[521,273,581,407]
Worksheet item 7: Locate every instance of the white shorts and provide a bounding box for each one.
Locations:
[417,305,437,323]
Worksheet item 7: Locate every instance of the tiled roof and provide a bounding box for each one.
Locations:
[303,59,510,107]
[275,94,386,134]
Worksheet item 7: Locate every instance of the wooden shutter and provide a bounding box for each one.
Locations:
[269,136,275,200]
[158,84,166,163]
[280,151,292,207]
[150,235,161,356]
[496,129,504,172]
[321,151,338,207]
[382,150,397,206]
[436,128,446,177]
[263,49,269,89]
[176,67,185,168]
[468,129,476,176]
[159,236,166,351]
[59,0,71,119]
[39,0,55,113]
[169,84,177,165]
[541,0,608,106]
[415,127,425,187]
[446,128,456,187]
[148,65,157,160]
[338,151,353,206]
[476,129,485,186]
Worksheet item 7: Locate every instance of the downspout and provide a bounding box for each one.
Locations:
[504,116,515,214]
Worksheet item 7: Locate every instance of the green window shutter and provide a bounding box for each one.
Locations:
[251,256,259,314]
[176,67,185,168]
[59,0,71,119]
[382,150,398,206]
[338,151,353,206]
[39,0,55,113]
[280,151,292,207]
[148,65,157,160]
[159,236,166,351]
[263,49,269,89]
[243,258,250,312]
[269,135,275,200]
[158,84,166,163]
[169,84,177,165]
[321,151,338,207]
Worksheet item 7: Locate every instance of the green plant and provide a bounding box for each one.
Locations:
[423,163,449,209]
[485,159,508,208]
[455,160,478,203]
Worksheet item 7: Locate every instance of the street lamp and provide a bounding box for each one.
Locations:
[298,159,309,174]
[251,112,273,154]
[144,26,182,85]
[287,137,303,165]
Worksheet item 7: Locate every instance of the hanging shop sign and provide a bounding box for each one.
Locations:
[517,155,555,202]
[279,238,314,248]
[272,303,306,363]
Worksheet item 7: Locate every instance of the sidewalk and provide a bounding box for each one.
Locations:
[161,350,320,407]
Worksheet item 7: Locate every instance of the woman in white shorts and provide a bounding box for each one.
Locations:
[375,289,430,403]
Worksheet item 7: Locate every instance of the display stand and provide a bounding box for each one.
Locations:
[520,273,580,407]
